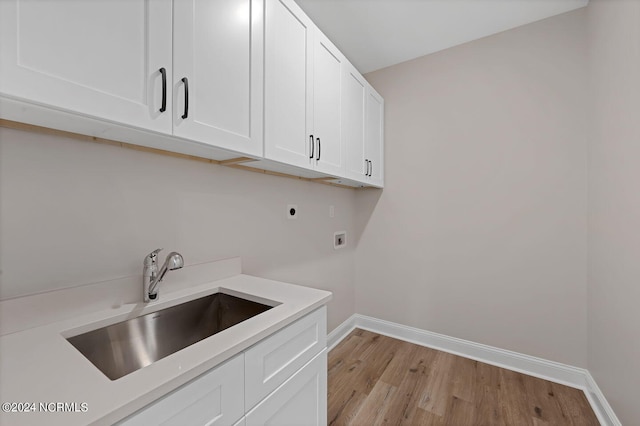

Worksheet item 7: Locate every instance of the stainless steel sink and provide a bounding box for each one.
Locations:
[67,293,274,380]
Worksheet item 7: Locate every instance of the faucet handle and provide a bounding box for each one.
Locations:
[144,248,163,265]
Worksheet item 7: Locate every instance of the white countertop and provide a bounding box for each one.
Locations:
[0,273,332,425]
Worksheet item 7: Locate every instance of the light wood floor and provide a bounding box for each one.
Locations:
[328,329,599,426]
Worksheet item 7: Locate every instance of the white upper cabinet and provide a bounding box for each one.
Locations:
[0,0,383,186]
[264,0,344,175]
[1,0,263,157]
[173,0,263,156]
[365,87,385,187]
[264,0,314,167]
[342,62,368,181]
[0,0,173,134]
[311,32,344,176]
[341,61,384,187]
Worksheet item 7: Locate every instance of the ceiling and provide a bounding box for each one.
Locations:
[295,0,589,74]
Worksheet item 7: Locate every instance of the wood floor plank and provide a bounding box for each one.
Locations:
[329,330,366,373]
[328,388,367,426]
[551,381,600,426]
[352,336,398,395]
[411,407,446,426]
[391,348,440,423]
[418,351,455,417]
[349,380,398,425]
[520,372,561,424]
[328,330,400,425]
[443,395,476,426]
[473,360,506,425]
[377,340,420,387]
[475,385,506,426]
[498,368,534,425]
[328,329,600,426]
[450,356,478,403]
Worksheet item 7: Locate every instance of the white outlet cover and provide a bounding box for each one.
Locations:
[287,204,298,219]
[334,231,346,249]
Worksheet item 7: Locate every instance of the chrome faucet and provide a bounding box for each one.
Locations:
[143,249,184,302]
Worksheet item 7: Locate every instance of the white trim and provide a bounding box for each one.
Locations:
[327,314,621,426]
[327,314,357,351]
[583,371,622,426]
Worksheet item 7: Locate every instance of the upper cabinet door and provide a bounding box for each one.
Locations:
[0,0,173,134]
[312,32,344,176]
[173,0,264,157]
[264,0,314,167]
[365,87,385,187]
[342,62,367,182]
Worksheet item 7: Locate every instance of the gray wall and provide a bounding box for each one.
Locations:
[0,127,356,331]
[587,0,640,424]
[358,10,589,367]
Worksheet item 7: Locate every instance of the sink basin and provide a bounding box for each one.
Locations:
[66,292,274,380]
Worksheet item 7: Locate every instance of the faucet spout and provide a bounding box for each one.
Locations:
[143,250,184,302]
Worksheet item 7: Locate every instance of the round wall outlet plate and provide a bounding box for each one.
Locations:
[287,204,298,219]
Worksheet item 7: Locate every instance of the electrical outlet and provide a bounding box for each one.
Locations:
[334,231,346,249]
[287,204,298,219]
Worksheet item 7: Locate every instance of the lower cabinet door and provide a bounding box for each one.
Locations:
[118,354,244,426]
[245,307,326,410]
[245,349,327,426]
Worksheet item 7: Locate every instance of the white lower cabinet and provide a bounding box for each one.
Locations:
[118,354,245,426]
[119,307,327,426]
[245,306,326,409]
[245,350,327,426]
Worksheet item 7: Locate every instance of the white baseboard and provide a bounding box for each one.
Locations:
[583,371,622,426]
[327,314,621,426]
[327,315,357,351]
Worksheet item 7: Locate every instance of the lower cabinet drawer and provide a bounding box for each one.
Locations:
[118,354,244,426]
[246,349,327,426]
[244,307,327,410]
